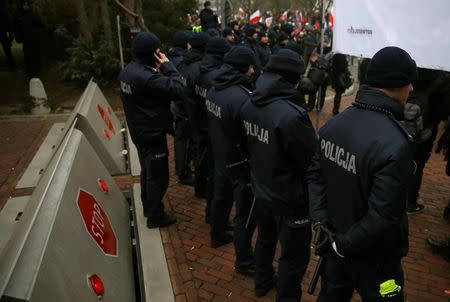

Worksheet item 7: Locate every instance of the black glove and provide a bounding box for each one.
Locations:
[313,223,335,257]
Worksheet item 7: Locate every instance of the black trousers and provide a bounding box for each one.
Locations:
[318,256,405,302]
[23,40,41,77]
[254,202,311,302]
[174,117,193,179]
[137,136,169,219]
[308,81,328,111]
[332,92,343,114]
[0,31,15,71]
[194,130,214,222]
[407,134,435,207]
[210,167,256,266]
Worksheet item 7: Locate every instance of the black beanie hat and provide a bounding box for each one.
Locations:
[281,23,294,35]
[206,37,231,55]
[286,41,302,56]
[244,25,257,36]
[173,31,192,48]
[222,28,234,38]
[189,32,210,51]
[132,32,161,58]
[224,46,256,69]
[266,49,306,82]
[366,46,418,88]
[277,32,289,42]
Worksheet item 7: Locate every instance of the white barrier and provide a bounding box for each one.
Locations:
[0,123,136,301]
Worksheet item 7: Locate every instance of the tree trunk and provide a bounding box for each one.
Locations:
[100,0,113,44]
[75,0,92,42]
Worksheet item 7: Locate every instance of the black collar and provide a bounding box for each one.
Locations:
[354,85,405,120]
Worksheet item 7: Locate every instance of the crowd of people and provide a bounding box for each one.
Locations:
[118,6,450,299]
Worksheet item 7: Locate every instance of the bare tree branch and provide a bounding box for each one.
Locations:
[112,0,148,31]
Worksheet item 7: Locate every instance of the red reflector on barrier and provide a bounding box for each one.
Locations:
[88,274,105,297]
[98,179,109,193]
[103,129,110,139]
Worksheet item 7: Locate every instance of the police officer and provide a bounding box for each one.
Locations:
[119,32,185,228]
[241,49,317,300]
[241,25,263,74]
[206,46,257,274]
[169,31,195,186]
[308,46,418,302]
[193,37,231,223]
[169,31,191,68]
[178,32,210,197]
[257,30,271,67]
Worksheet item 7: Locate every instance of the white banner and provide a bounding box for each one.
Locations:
[333,0,450,71]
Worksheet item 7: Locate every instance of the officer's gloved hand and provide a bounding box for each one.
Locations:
[312,223,335,257]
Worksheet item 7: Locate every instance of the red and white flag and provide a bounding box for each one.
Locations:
[280,10,288,21]
[249,10,261,24]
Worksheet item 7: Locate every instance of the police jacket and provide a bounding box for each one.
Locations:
[308,85,414,263]
[241,39,263,72]
[119,59,185,149]
[192,53,224,131]
[178,49,204,133]
[257,43,271,67]
[206,64,252,173]
[168,47,187,69]
[240,72,318,217]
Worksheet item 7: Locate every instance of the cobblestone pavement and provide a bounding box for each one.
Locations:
[0,90,449,301]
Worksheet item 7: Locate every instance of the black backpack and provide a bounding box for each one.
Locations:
[403,91,433,144]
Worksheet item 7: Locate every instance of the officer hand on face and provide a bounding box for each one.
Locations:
[154,50,170,69]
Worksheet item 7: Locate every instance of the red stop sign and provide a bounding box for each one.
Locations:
[77,189,117,256]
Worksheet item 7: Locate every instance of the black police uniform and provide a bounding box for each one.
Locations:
[308,85,415,302]
[241,37,263,73]
[119,36,185,224]
[240,61,317,300]
[178,48,208,196]
[192,38,230,221]
[206,61,256,264]
[169,45,193,182]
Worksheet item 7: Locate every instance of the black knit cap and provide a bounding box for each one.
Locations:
[206,37,231,55]
[172,31,192,48]
[132,32,161,58]
[277,32,289,42]
[243,25,257,36]
[222,28,234,37]
[224,46,256,69]
[189,32,210,51]
[266,49,306,82]
[281,23,294,35]
[366,46,418,88]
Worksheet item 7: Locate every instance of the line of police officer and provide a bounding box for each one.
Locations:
[119,30,418,302]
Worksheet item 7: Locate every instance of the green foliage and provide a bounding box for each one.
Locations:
[61,32,121,85]
[143,0,197,49]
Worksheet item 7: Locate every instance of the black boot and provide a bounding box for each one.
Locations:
[426,237,450,262]
[211,231,233,248]
[147,214,177,228]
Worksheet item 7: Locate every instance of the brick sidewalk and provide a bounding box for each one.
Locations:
[161,93,450,302]
[0,90,449,301]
